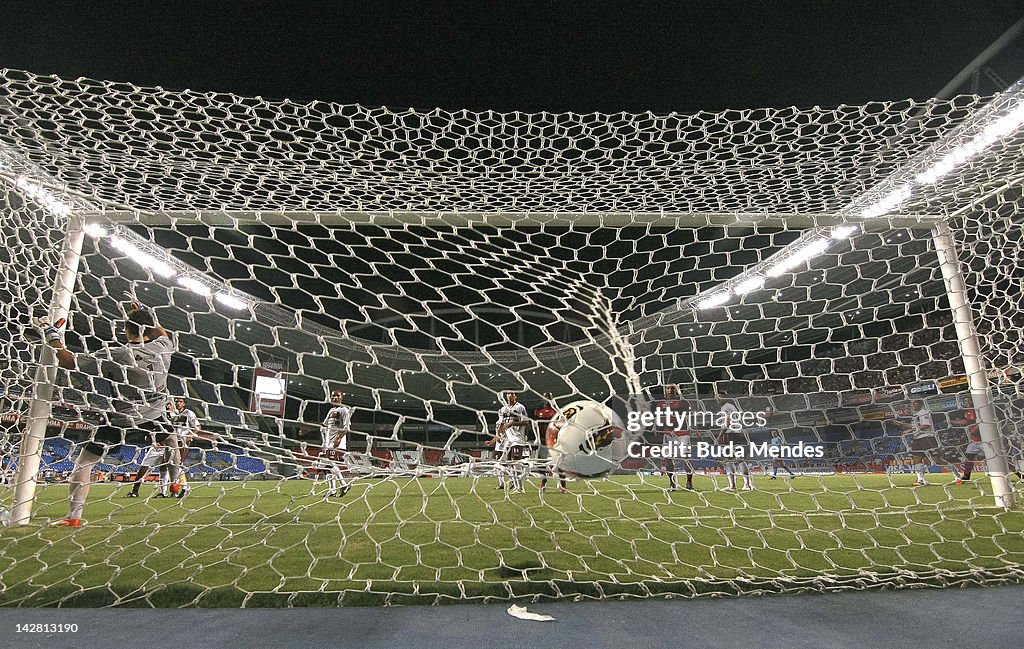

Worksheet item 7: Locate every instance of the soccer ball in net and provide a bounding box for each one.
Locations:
[548,400,628,478]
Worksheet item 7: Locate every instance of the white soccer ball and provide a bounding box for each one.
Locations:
[548,400,628,478]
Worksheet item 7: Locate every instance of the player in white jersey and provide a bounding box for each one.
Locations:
[717,399,753,491]
[319,390,352,498]
[486,391,531,492]
[32,307,176,527]
[126,401,175,498]
[897,399,960,486]
[657,385,694,492]
[168,398,201,497]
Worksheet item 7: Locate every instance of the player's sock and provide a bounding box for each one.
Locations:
[961,462,972,480]
[771,466,778,478]
[685,473,693,488]
[745,474,754,489]
[727,474,736,489]
[168,464,182,496]
[914,463,927,483]
[129,466,148,495]
[787,467,795,476]
[68,449,101,520]
[159,466,170,496]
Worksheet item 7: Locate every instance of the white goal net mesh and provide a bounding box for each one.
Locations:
[1,69,1023,606]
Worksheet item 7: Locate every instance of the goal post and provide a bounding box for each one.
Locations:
[932,220,1014,509]
[10,208,87,526]
[1,68,1024,606]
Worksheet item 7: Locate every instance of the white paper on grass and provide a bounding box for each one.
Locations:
[507,604,556,621]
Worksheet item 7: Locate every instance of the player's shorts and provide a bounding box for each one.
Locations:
[140,445,164,466]
[910,436,939,452]
[502,445,530,461]
[322,448,347,463]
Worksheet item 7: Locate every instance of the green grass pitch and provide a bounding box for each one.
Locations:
[1,473,1023,607]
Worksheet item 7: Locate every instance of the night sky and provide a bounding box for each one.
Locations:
[0,2,1021,113]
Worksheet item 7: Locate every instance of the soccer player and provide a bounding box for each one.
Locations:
[536,393,567,494]
[168,397,201,497]
[125,401,173,498]
[769,429,795,479]
[658,385,694,491]
[32,307,176,526]
[320,390,352,498]
[897,399,960,486]
[717,396,753,491]
[487,391,531,493]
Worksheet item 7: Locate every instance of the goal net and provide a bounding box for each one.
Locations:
[1,68,1023,606]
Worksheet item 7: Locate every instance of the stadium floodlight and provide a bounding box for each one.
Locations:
[766,238,831,277]
[733,275,765,295]
[215,292,249,310]
[6,68,1024,607]
[859,185,912,219]
[83,222,107,238]
[109,235,176,278]
[917,103,1024,185]
[697,292,731,309]
[178,276,213,297]
[831,225,858,239]
[13,175,73,218]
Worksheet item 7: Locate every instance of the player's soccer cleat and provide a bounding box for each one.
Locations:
[340,486,350,497]
[558,487,568,494]
[769,476,777,480]
[685,484,695,491]
[325,491,336,498]
[953,480,963,485]
[54,518,81,527]
[911,481,925,487]
[124,492,139,498]
[154,493,169,498]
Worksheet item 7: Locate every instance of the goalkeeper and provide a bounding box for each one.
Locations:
[31,307,177,527]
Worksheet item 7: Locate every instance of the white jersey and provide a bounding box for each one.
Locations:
[717,402,740,442]
[965,441,985,455]
[170,408,199,440]
[912,408,935,439]
[78,335,174,426]
[322,405,352,450]
[497,402,530,447]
